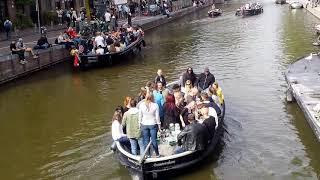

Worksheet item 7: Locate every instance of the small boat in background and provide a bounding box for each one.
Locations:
[289,1,303,9]
[275,0,286,4]
[236,3,263,17]
[208,9,223,17]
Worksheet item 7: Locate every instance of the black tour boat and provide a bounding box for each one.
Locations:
[78,36,144,69]
[112,80,226,178]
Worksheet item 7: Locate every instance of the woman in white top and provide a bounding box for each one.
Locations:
[139,94,161,157]
[111,108,128,144]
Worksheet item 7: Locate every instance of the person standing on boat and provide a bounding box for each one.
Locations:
[199,104,217,139]
[122,100,144,155]
[175,114,209,154]
[182,67,197,87]
[163,94,180,129]
[139,94,161,157]
[123,96,132,112]
[200,92,221,117]
[196,67,215,91]
[112,107,129,144]
[154,69,167,87]
[153,81,169,124]
[94,32,106,48]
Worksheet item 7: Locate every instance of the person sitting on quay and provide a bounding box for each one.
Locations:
[10,40,26,64]
[15,38,38,59]
[175,113,209,154]
[182,67,197,87]
[57,31,74,49]
[122,99,144,155]
[154,69,167,87]
[196,67,215,91]
[34,35,51,49]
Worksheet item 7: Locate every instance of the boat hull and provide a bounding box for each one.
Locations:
[78,37,143,69]
[114,102,226,177]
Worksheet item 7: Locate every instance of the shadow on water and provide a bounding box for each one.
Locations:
[285,102,320,177]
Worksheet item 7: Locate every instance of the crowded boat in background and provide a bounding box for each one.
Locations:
[111,67,225,176]
[235,2,263,17]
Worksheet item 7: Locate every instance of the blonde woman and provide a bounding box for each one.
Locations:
[139,94,161,157]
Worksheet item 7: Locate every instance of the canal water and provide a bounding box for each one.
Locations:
[1,1,320,179]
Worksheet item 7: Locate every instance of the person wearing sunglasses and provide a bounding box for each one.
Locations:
[182,67,197,87]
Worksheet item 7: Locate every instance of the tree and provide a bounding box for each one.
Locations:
[6,0,17,21]
[85,0,91,20]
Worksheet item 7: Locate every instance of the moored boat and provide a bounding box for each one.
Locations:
[289,1,303,9]
[112,79,226,178]
[208,9,222,17]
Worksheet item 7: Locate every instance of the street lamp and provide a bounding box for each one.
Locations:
[36,0,41,33]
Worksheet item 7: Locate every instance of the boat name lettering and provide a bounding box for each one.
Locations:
[153,160,175,167]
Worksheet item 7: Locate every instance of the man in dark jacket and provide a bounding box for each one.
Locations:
[175,114,209,154]
[196,67,215,91]
[154,69,166,87]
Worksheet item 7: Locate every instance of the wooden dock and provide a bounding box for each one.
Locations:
[285,53,320,142]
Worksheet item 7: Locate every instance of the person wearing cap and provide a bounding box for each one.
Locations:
[196,67,215,91]
[175,113,209,154]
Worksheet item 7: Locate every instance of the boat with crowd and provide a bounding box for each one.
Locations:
[236,3,263,17]
[78,35,144,68]
[111,72,226,178]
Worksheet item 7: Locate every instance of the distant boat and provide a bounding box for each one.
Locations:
[275,0,286,4]
[208,9,222,17]
[289,2,303,9]
[235,3,263,17]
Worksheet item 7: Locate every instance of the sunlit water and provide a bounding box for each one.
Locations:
[0,1,320,179]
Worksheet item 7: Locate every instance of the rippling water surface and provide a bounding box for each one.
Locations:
[1,1,320,179]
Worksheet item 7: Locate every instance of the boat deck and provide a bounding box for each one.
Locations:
[285,54,320,141]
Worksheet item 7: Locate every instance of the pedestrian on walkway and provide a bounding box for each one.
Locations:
[128,12,132,27]
[3,19,12,40]
[104,10,111,31]
[56,7,63,25]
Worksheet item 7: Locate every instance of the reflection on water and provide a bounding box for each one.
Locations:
[0,1,320,179]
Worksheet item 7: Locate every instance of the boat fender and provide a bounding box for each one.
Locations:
[286,88,294,102]
[111,141,116,151]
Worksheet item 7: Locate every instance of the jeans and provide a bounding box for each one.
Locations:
[174,146,186,154]
[141,125,159,156]
[129,138,144,155]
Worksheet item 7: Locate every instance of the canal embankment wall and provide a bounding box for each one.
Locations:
[0,2,213,85]
[306,6,320,19]
[285,54,320,142]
